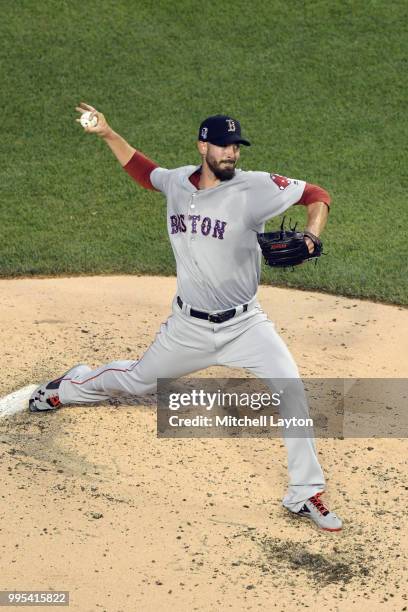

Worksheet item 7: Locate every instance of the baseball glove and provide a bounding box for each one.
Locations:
[257,219,323,268]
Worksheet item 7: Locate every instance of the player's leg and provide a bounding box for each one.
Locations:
[54,312,216,406]
[218,313,325,511]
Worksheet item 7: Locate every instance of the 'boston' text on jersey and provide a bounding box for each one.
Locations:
[170,214,227,239]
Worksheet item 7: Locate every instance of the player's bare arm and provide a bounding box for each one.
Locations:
[75,102,136,166]
[304,201,329,253]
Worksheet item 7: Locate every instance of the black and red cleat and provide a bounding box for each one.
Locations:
[29,364,89,412]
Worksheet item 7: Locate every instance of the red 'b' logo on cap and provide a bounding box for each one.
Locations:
[270,174,290,190]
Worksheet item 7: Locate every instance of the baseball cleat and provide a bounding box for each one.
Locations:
[29,364,90,412]
[287,492,342,532]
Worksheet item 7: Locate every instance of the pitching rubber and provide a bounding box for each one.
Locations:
[0,384,39,418]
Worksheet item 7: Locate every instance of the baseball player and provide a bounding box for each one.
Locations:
[29,102,342,531]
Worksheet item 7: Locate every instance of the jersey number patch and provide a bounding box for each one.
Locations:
[270,174,291,190]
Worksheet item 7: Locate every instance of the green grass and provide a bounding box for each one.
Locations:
[1,0,407,304]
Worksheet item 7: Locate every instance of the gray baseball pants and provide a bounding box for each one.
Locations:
[59,296,325,510]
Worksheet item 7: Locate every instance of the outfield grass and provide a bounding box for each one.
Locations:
[1,0,407,304]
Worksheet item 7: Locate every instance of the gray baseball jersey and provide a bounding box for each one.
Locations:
[150,166,305,310]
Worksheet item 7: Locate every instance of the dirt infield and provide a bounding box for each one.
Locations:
[0,276,407,612]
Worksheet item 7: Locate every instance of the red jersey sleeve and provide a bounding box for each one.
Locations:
[123,150,159,191]
[296,183,331,208]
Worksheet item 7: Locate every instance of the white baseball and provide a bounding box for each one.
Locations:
[80,111,98,128]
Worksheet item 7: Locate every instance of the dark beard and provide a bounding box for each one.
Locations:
[206,156,236,181]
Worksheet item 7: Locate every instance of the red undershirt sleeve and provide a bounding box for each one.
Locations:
[296,183,331,208]
[123,150,159,191]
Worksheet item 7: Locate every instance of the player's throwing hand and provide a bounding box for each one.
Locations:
[75,102,112,138]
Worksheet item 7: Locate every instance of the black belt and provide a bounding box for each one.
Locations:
[177,296,248,323]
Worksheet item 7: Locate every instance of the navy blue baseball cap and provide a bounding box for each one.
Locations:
[198,115,251,146]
